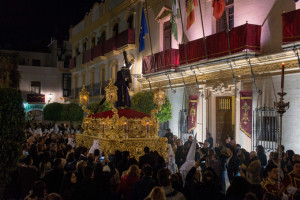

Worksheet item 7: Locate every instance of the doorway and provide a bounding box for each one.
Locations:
[216,96,235,146]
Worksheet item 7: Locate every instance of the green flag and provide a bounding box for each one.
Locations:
[171,0,180,41]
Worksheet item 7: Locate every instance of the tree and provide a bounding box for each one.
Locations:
[0,52,20,89]
[131,91,172,123]
[43,102,63,121]
[61,103,83,122]
[0,88,25,198]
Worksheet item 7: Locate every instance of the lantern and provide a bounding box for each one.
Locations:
[153,87,166,111]
[79,85,89,107]
[105,79,118,108]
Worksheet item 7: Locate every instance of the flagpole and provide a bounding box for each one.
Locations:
[224,6,231,54]
[178,0,188,64]
[144,1,155,70]
[198,0,208,59]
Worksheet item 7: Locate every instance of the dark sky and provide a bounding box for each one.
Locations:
[0,0,98,51]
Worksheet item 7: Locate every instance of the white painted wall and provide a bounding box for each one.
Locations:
[19,65,63,104]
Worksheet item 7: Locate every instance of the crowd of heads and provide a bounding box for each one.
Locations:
[3,125,300,200]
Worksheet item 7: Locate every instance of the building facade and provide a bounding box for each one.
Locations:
[69,0,300,153]
[2,39,72,121]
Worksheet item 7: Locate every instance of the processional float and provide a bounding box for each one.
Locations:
[76,80,168,159]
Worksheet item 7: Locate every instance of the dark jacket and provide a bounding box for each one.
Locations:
[131,176,156,200]
[139,153,155,168]
[44,168,64,193]
[227,154,239,183]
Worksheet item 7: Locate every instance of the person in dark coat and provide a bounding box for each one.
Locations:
[256,145,267,179]
[205,132,214,149]
[139,147,155,169]
[60,171,79,200]
[44,158,64,194]
[18,155,39,199]
[226,146,239,184]
[76,165,98,200]
[175,139,185,169]
[132,164,156,200]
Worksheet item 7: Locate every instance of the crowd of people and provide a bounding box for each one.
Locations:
[3,125,300,200]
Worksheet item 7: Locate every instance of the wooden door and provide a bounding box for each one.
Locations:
[216,97,234,146]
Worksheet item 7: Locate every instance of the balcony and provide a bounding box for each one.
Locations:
[91,43,105,60]
[179,23,261,65]
[104,37,118,54]
[83,49,92,64]
[69,57,76,70]
[117,28,135,49]
[282,9,300,44]
[27,94,45,104]
[142,49,179,75]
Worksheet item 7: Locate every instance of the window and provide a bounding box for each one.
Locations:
[31,81,41,94]
[113,23,119,37]
[90,70,95,96]
[83,43,87,52]
[98,31,106,44]
[75,47,80,56]
[217,0,234,33]
[91,37,96,48]
[111,64,118,82]
[62,73,71,97]
[127,15,133,29]
[32,59,41,66]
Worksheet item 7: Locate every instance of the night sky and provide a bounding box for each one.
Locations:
[0,0,98,51]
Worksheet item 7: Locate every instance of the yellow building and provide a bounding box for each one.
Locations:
[69,0,300,153]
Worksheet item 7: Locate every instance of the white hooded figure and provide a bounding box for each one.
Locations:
[67,137,76,148]
[166,144,177,174]
[37,128,42,136]
[179,134,199,182]
[89,139,101,154]
[54,123,59,133]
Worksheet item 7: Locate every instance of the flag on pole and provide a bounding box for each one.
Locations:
[212,0,225,20]
[139,7,148,52]
[186,0,198,30]
[171,0,180,41]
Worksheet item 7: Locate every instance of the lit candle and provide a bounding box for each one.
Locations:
[281,63,285,93]
[146,122,149,137]
[124,122,127,138]
[102,122,105,135]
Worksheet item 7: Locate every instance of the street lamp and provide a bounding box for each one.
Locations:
[48,93,53,104]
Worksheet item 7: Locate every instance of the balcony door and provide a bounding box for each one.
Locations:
[163,21,171,51]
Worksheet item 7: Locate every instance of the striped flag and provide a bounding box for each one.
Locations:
[171,0,180,41]
[186,0,198,30]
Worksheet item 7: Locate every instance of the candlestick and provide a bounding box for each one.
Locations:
[281,63,285,92]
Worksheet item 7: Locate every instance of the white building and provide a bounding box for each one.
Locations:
[1,39,72,121]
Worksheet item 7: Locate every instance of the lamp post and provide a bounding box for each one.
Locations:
[274,63,289,191]
[48,93,53,104]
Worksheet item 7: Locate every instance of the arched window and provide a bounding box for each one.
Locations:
[91,37,96,48]
[113,23,119,37]
[127,15,133,29]
[83,42,87,52]
[98,31,106,44]
[75,47,80,56]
